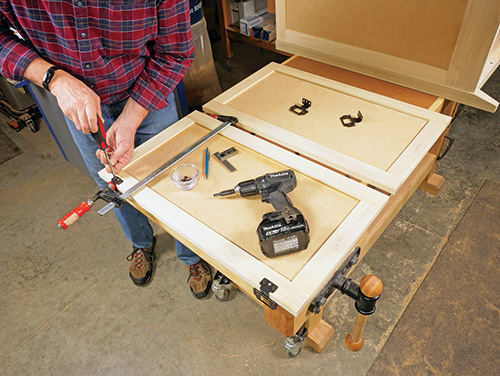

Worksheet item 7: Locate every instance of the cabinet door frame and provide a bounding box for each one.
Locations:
[204,63,451,193]
[99,111,389,317]
[275,0,500,112]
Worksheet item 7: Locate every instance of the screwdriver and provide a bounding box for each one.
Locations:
[91,116,117,178]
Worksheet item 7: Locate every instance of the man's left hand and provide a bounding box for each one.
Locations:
[97,98,149,173]
[99,122,136,173]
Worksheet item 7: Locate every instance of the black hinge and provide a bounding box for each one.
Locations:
[253,278,278,310]
[289,98,312,116]
[340,111,363,127]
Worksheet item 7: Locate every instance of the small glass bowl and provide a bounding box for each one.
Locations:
[170,164,199,191]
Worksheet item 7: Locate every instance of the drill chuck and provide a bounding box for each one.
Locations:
[213,179,259,197]
[236,179,259,196]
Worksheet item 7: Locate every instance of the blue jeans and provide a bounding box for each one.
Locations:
[66,91,200,265]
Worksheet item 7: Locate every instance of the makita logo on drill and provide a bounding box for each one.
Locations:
[269,171,291,178]
[262,223,282,231]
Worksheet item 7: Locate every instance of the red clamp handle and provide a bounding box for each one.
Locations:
[91,117,107,150]
[58,202,92,229]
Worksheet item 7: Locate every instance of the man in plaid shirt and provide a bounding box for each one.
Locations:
[0,0,213,298]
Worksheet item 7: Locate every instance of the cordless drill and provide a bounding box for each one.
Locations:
[213,170,310,258]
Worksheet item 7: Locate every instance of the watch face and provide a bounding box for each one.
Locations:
[43,67,59,90]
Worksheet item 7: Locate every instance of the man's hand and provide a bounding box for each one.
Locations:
[49,71,101,135]
[24,58,149,172]
[97,98,149,173]
[99,121,135,173]
[24,58,101,134]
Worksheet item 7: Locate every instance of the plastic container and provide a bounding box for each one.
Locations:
[183,17,222,107]
[171,164,200,190]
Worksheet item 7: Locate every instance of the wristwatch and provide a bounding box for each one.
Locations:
[42,66,62,91]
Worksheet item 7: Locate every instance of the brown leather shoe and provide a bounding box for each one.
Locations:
[127,238,156,286]
[187,260,212,299]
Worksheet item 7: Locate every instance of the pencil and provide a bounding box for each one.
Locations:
[205,147,209,179]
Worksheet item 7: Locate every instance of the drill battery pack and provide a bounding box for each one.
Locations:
[257,210,310,258]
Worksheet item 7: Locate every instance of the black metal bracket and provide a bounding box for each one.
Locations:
[289,98,311,116]
[296,324,307,342]
[292,323,308,344]
[254,278,278,310]
[214,270,231,286]
[437,135,455,162]
[340,111,363,127]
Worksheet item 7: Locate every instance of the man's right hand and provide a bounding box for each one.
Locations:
[49,70,101,135]
[23,58,101,135]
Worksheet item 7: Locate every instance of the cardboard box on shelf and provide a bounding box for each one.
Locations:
[240,9,274,36]
[262,24,276,41]
[229,0,240,26]
[238,0,256,19]
[255,0,267,11]
[251,16,275,41]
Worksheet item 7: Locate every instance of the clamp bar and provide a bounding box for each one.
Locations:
[97,116,238,215]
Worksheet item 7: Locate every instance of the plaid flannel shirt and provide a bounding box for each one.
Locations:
[0,0,194,111]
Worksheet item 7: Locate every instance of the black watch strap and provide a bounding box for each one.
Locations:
[42,66,62,91]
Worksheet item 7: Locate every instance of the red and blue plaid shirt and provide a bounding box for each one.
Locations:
[0,0,194,111]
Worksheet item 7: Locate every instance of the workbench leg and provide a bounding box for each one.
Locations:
[305,319,335,353]
[419,172,446,195]
[265,305,335,354]
[265,305,296,337]
[418,125,452,195]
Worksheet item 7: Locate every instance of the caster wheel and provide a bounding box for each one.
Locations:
[214,288,230,302]
[287,344,301,358]
[284,337,302,358]
[27,119,39,133]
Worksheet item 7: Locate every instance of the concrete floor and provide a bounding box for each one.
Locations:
[1,39,500,375]
[368,178,500,375]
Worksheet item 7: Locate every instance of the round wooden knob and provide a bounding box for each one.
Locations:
[360,275,383,298]
[345,332,364,352]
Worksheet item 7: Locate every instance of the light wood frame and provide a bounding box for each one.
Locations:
[203,63,451,194]
[99,111,389,317]
[275,0,500,112]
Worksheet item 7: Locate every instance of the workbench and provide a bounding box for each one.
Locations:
[97,59,452,355]
[97,0,499,356]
